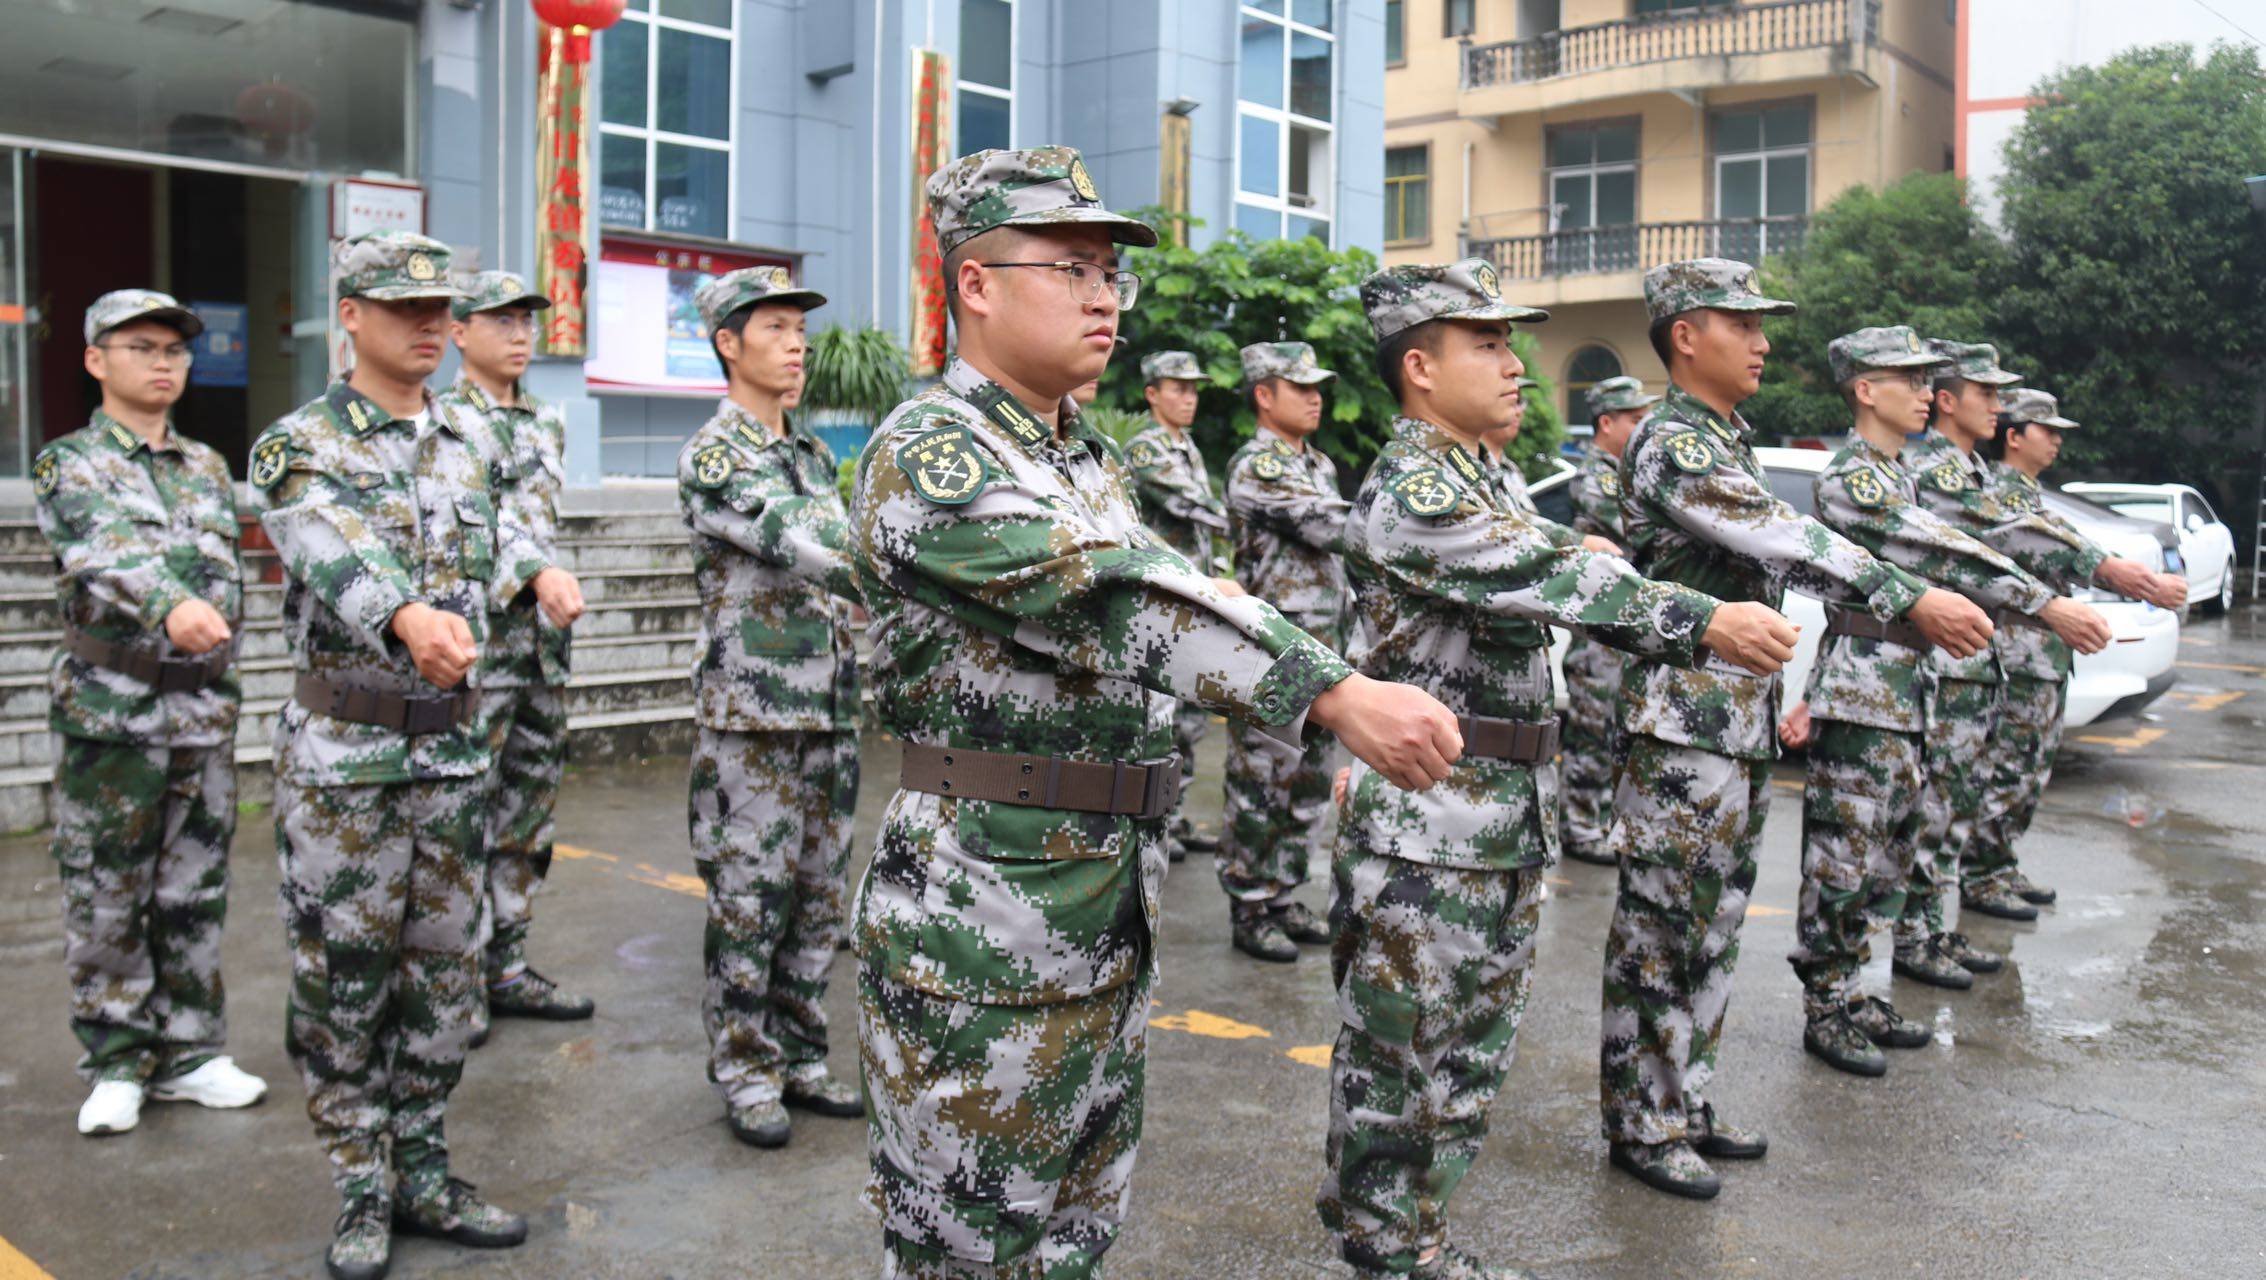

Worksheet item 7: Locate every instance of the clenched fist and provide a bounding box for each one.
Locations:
[1308,673,1463,793]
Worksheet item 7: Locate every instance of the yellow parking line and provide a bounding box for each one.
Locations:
[1151,1009,1271,1040]
[1285,1044,1333,1069]
[2179,660,2265,675]
[0,1236,55,1280]
[2075,727,2167,753]
[2171,690,2247,712]
[553,843,619,863]
[1748,904,1792,918]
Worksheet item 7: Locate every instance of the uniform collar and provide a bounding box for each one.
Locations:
[1256,423,1306,456]
[326,378,448,439]
[716,397,798,453]
[90,409,176,456]
[1661,382,1749,444]
[943,357,1110,463]
[453,374,536,416]
[1392,415,1491,493]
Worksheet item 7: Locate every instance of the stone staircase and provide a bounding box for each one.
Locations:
[0,499,703,833]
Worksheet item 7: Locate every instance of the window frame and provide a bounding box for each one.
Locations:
[1384,140,1431,246]
[1543,116,1642,232]
[1385,0,1405,67]
[1562,343,1626,427]
[956,0,1018,156]
[1709,97,1815,224]
[597,1,740,241]
[1444,0,1475,38]
[1234,2,1339,246]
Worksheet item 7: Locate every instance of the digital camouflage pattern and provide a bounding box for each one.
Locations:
[475,684,566,979]
[1317,858,1546,1273]
[1137,350,1208,384]
[443,377,571,689]
[694,264,827,330]
[1123,417,1228,569]
[1824,324,1945,387]
[52,738,236,1084]
[1561,443,1630,859]
[332,230,466,302]
[1586,375,1658,418]
[1903,675,2000,946]
[1640,257,1795,323]
[689,727,858,1107]
[1789,721,1926,1018]
[1999,387,2079,429]
[679,400,863,732]
[1220,427,1353,920]
[849,356,1351,1274]
[1240,340,1337,387]
[83,287,203,343]
[1924,339,2023,388]
[448,269,550,321]
[1356,258,1547,343]
[924,145,1158,254]
[275,775,487,1199]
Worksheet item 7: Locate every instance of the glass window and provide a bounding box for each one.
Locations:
[1237,3,1334,244]
[960,92,1010,155]
[1545,119,1639,274]
[958,0,1015,155]
[1444,0,1475,37]
[1635,0,1732,13]
[1385,145,1429,243]
[1385,0,1404,63]
[1564,346,1623,424]
[599,1,735,236]
[1713,102,1811,258]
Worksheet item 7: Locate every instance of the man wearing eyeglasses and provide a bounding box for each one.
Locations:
[1218,339,1353,963]
[34,289,266,1142]
[851,144,1464,1280]
[439,271,591,1040]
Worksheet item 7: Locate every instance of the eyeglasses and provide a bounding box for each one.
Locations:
[976,261,1141,310]
[99,340,194,366]
[1864,371,1931,393]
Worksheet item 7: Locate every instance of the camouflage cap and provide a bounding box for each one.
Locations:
[1586,375,1659,417]
[926,146,1160,255]
[450,270,552,320]
[1241,341,1335,388]
[83,289,203,344]
[1642,257,1795,323]
[334,230,466,302]
[1359,258,1548,343]
[1999,387,2079,430]
[695,265,827,331]
[1923,338,2022,387]
[1140,350,1211,384]
[1827,325,1950,386]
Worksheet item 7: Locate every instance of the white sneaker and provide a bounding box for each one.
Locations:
[148,1056,268,1109]
[78,1080,145,1136]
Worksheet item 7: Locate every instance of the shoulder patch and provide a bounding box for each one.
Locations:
[895,426,993,506]
[692,443,735,490]
[251,435,290,490]
[1845,466,1890,509]
[31,451,59,498]
[1664,431,1718,475]
[1251,453,1286,481]
[1127,439,1162,469]
[1597,469,1621,498]
[1928,463,1966,494]
[1389,467,1463,518]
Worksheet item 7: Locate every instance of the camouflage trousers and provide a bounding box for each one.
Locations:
[1218,723,1337,914]
[1898,677,2001,945]
[275,774,485,1199]
[1558,634,1624,859]
[1317,847,1545,1273]
[688,726,858,1108]
[1967,674,2067,892]
[1789,721,1925,1019]
[861,967,1150,1280]
[1599,736,1768,1147]
[52,736,237,1084]
[478,684,567,980]
[1166,701,1212,841]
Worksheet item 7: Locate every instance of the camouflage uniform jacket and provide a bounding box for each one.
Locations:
[677,399,862,733]
[1124,419,1228,571]
[1225,430,1351,635]
[33,412,242,746]
[1904,431,2104,683]
[851,358,1352,1005]
[1992,467,2104,681]
[1616,385,1925,760]
[1806,438,2052,733]
[249,381,505,785]
[440,377,569,687]
[1344,416,1718,869]
[1570,444,1626,542]
[1485,453,1581,549]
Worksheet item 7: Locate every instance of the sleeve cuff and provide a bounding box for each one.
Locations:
[1246,633,1354,744]
[140,582,191,632]
[1875,566,1928,620]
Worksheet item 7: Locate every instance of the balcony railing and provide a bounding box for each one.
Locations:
[1463,0,1879,89]
[1467,216,1810,282]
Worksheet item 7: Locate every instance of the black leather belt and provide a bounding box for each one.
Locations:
[1825,607,1930,651]
[900,743,1180,820]
[64,625,234,693]
[1455,715,1560,763]
[294,674,479,734]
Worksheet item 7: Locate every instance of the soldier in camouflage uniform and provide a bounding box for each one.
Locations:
[1600,260,1993,1200]
[1903,357,2180,934]
[676,265,866,1147]
[1786,329,2101,1076]
[1320,259,1787,1280]
[1219,339,1351,962]
[1124,349,1231,860]
[252,232,529,1279]
[852,144,1462,1280]
[440,271,592,1033]
[36,290,268,1139]
[1559,376,1656,866]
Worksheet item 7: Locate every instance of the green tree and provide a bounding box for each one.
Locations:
[1746,173,2014,441]
[1993,41,2266,525]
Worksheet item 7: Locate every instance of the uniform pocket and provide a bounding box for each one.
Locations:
[453,492,496,581]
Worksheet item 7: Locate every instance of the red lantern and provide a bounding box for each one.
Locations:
[532,0,625,63]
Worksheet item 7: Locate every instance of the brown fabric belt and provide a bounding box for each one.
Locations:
[63,624,234,693]
[294,674,479,734]
[1455,715,1561,764]
[1995,607,2050,632]
[899,743,1180,821]
[1824,608,1931,652]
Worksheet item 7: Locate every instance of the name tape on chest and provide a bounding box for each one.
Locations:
[897,426,993,506]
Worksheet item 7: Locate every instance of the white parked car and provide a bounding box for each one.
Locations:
[2061,482,2238,615]
[1528,447,2179,728]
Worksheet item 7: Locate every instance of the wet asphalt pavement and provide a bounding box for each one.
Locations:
[3,607,2264,1279]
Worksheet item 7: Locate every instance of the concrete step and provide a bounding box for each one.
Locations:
[558,537,691,573]
[558,510,687,542]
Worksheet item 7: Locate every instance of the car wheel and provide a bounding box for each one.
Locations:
[2216,559,2236,615]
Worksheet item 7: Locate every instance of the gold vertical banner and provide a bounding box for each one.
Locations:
[1159,111,1192,249]
[536,24,592,357]
[910,49,951,377]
